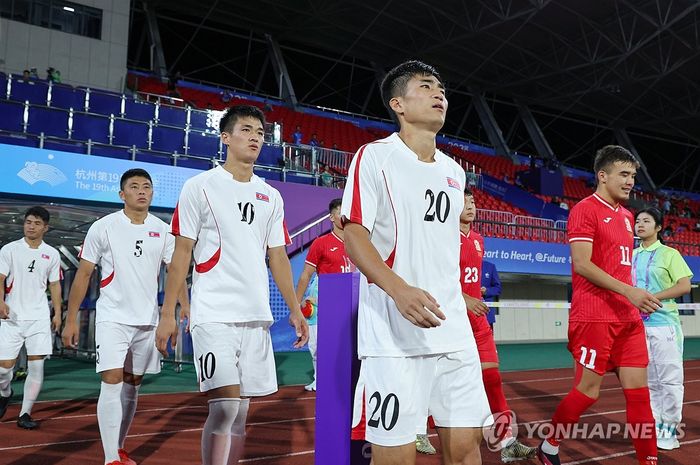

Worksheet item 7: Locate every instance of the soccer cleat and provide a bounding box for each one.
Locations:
[304,380,316,391]
[416,434,436,455]
[118,448,137,465]
[13,370,27,381]
[0,388,12,420]
[501,439,537,463]
[657,436,680,450]
[17,413,38,429]
[536,442,561,465]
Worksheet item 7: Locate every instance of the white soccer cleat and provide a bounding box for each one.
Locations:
[304,380,316,391]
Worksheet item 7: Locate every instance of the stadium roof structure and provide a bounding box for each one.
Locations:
[133,0,699,190]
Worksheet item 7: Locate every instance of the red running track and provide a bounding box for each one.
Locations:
[2,361,699,465]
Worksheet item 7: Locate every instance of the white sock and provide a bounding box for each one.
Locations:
[202,398,240,465]
[119,382,140,448]
[541,439,559,455]
[19,359,44,416]
[98,382,123,464]
[312,359,317,383]
[229,398,250,464]
[0,366,12,397]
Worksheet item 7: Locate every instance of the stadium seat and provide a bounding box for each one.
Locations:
[86,89,123,116]
[71,113,111,144]
[27,107,70,138]
[50,84,84,110]
[151,125,185,154]
[9,79,48,105]
[177,156,211,170]
[0,133,37,148]
[135,150,173,166]
[156,104,187,127]
[112,119,150,149]
[91,144,132,160]
[44,139,86,154]
[187,131,221,157]
[123,99,156,122]
[0,72,7,97]
[0,100,26,132]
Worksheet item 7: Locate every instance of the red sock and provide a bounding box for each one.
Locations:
[482,368,512,440]
[623,387,657,464]
[548,387,597,446]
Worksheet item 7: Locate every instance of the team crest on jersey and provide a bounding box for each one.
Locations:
[474,240,482,254]
[256,192,270,202]
[446,177,461,190]
[148,231,161,238]
[624,217,633,232]
[41,253,50,260]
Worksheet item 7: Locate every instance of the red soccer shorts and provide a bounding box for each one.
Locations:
[468,312,499,364]
[568,320,648,375]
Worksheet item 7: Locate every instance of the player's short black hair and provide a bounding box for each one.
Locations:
[635,207,664,242]
[464,187,473,197]
[593,145,639,174]
[24,206,50,224]
[380,60,442,114]
[219,105,266,133]
[120,168,152,191]
[329,198,342,213]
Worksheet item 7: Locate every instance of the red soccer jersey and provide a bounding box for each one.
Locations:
[305,232,353,274]
[568,193,637,322]
[460,230,484,299]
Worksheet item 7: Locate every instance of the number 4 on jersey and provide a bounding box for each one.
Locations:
[27,259,36,272]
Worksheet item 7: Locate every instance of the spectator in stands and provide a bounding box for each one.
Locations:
[309,133,320,147]
[29,68,39,79]
[503,174,511,184]
[481,260,501,331]
[166,72,181,98]
[46,67,61,83]
[663,197,672,214]
[318,140,325,148]
[331,143,339,151]
[559,199,569,210]
[22,70,31,82]
[694,220,700,232]
[320,164,333,187]
[292,126,303,145]
[662,224,674,239]
[220,90,232,103]
[263,100,273,112]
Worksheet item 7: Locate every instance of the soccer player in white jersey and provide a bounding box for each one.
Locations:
[0,206,62,430]
[155,105,309,465]
[63,168,189,465]
[342,61,491,465]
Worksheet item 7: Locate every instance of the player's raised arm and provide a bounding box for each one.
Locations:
[63,259,95,348]
[156,235,194,356]
[570,240,661,313]
[269,245,308,348]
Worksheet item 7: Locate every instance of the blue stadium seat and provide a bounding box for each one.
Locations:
[112,119,149,149]
[27,107,69,138]
[0,133,37,148]
[177,156,210,170]
[0,100,26,132]
[135,150,173,166]
[123,99,155,122]
[187,131,220,156]
[0,73,8,98]
[71,112,111,144]
[9,79,48,105]
[156,105,187,127]
[91,144,132,160]
[87,89,122,116]
[50,84,84,110]
[44,139,86,154]
[151,126,185,154]
[188,109,211,131]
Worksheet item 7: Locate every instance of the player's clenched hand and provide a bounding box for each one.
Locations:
[392,285,445,328]
[155,317,178,357]
[289,308,309,348]
[465,295,489,316]
[61,321,79,348]
[0,301,9,319]
[625,287,662,314]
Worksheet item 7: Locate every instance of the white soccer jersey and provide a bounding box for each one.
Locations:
[341,133,473,357]
[171,166,290,327]
[79,210,174,326]
[0,239,61,321]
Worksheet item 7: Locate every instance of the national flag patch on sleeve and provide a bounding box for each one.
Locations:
[41,253,50,260]
[447,177,461,190]
[148,231,161,237]
[256,192,270,202]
